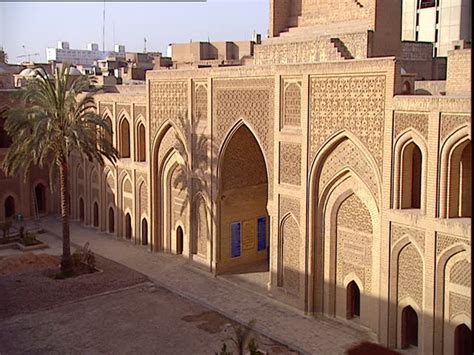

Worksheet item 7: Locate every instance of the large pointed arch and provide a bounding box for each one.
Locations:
[151,121,189,253]
[216,121,270,276]
[307,132,382,328]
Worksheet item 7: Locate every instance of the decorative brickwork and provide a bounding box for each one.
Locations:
[279,143,301,186]
[213,78,274,194]
[99,103,113,115]
[436,233,471,257]
[392,223,425,254]
[134,105,146,119]
[440,114,471,142]
[394,112,429,140]
[221,125,268,191]
[450,259,471,288]
[310,75,385,169]
[195,196,208,256]
[337,194,373,293]
[281,215,300,294]
[398,243,423,308]
[449,292,471,320]
[279,196,300,222]
[138,181,147,216]
[149,80,188,141]
[194,83,208,123]
[318,138,379,204]
[282,81,301,128]
[117,104,131,118]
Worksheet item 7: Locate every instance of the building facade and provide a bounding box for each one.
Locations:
[1,1,471,354]
[402,0,472,56]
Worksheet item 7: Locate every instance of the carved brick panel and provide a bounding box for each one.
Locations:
[310,75,386,169]
[279,143,301,186]
[393,112,429,140]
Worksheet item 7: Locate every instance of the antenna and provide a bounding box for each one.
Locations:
[102,0,106,51]
[144,38,147,53]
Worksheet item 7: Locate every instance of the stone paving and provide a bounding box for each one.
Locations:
[43,217,375,355]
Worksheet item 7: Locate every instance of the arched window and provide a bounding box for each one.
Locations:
[176,226,183,255]
[125,213,132,239]
[455,324,472,355]
[79,198,84,222]
[4,195,15,219]
[401,306,418,348]
[119,117,130,158]
[401,142,422,209]
[401,81,411,95]
[346,281,361,319]
[142,218,148,245]
[0,109,12,148]
[34,183,47,214]
[104,116,113,146]
[448,140,471,218]
[137,123,146,162]
[93,202,99,227]
[108,207,115,233]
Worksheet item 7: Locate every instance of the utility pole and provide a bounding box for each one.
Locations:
[102,0,106,51]
[144,37,147,53]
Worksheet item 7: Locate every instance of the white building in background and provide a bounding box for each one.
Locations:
[46,41,126,67]
[402,0,472,56]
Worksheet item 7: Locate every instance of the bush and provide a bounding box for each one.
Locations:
[72,242,96,272]
[20,232,40,246]
[1,220,12,238]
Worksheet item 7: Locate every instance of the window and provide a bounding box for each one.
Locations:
[401,142,422,209]
[119,118,130,158]
[230,222,241,258]
[448,140,471,218]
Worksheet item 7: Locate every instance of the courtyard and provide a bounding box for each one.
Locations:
[0,218,376,354]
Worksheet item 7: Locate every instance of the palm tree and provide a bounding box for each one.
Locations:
[1,66,117,273]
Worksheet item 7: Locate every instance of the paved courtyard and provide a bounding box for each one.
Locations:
[39,217,375,354]
[0,283,292,354]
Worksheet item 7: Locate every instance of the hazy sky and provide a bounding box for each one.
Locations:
[0,1,269,64]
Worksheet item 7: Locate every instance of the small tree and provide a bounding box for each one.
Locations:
[1,66,117,273]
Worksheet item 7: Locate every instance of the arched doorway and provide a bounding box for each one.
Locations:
[401,306,418,348]
[141,218,148,245]
[218,124,269,274]
[79,198,84,222]
[176,226,183,255]
[93,202,99,227]
[125,213,132,239]
[454,324,472,355]
[346,281,361,319]
[108,207,115,233]
[34,183,46,214]
[4,195,15,219]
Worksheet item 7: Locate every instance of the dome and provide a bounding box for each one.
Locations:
[68,67,82,76]
[19,68,33,76]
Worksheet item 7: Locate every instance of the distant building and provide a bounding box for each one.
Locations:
[46,41,126,67]
[402,0,472,56]
[168,38,259,68]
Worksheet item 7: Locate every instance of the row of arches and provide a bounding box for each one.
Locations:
[2,183,47,220]
[104,114,147,162]
[395,127,471,218]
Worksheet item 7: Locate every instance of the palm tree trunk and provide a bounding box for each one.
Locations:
[59,159,73,273]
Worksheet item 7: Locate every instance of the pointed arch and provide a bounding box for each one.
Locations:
[217,119,270,188]
[119,115,131,158]
[439,125,471,218]
[278,212,300,292]
[393,129,428,212]
[152,121,189,253]
[216,121,270,274]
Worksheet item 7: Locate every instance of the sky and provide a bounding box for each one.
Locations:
[0,0,269,64]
